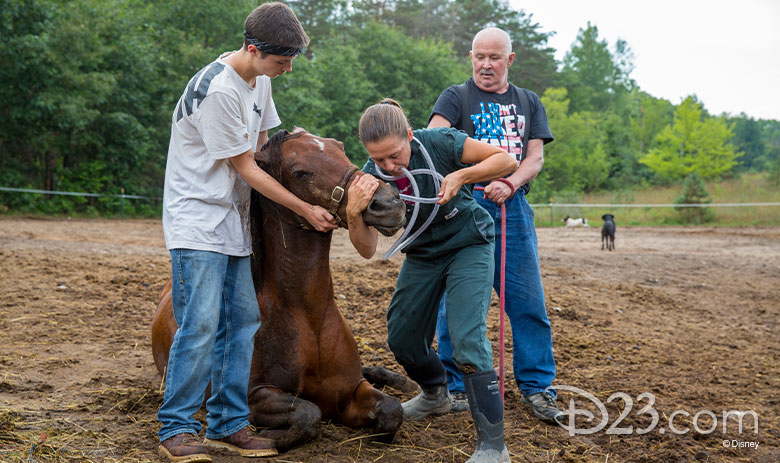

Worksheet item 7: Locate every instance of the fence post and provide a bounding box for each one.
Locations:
[549,202,554,228]
[121,188,125,219]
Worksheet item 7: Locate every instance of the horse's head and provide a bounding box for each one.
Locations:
[255,130,406,236]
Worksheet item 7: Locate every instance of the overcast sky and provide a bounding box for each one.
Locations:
[508,0,780,120]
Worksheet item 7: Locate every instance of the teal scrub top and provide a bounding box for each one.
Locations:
[363,127,495,259]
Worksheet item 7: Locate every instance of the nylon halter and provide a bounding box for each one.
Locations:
[260,131,358,232]
[373,137,443,259]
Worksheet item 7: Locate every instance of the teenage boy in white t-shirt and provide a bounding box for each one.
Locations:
[158,3,336,462]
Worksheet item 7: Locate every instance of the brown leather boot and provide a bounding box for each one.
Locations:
[204,426,277,457]
[158,433,211,463]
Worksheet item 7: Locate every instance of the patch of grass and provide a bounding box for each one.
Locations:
[0,407,156,463]
[533,173,780,227]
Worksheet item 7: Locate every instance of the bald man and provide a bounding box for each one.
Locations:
[429,27,561,427]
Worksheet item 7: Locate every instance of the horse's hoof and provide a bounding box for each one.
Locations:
[372,395,403,442]
[274,400,321,451]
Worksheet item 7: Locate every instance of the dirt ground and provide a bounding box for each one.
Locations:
[1,217,778,463]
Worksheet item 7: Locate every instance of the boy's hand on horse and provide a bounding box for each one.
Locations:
[303,205,338,232]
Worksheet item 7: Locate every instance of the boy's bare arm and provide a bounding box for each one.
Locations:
[230,150,337,232]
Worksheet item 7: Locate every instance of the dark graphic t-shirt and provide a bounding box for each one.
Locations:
[429,77,553,162]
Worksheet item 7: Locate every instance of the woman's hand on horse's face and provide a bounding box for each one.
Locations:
[304,204,338,232]
[436,172,464,205]
[347,175,379,218]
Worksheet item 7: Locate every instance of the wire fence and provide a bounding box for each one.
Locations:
[3,186,780,224]
[0,187,161,218]
[529,201,780,227]
[530,202,780,208]
[0,186,159,200]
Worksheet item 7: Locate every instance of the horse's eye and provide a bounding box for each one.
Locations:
[292,170,313,180]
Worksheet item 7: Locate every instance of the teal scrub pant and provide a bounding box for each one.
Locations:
[387,241,495,375]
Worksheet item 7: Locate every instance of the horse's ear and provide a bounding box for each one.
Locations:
[254,149,271,170]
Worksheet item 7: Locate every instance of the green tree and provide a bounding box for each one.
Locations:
[284,0,348,48]
[351,22,469,130]
[273,38,375,160]
[766,148,780,187]
[766,152,780,188]
[347,0,558,91]
[274,22,468,163]
[531,87,610,198]
[674,171,713,224]
[596,91,675,188]
[500,5,558,92]
[0,0,54,196]
[762,120,780,186]
[640,96,742,181]
[162,0,253,50]
[1,0,182,214]
[561,22,635,113]
[729,114,766,171]
[629,92,675,157]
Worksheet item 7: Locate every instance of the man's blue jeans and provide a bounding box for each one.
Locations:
[436,190,557,397]
[158,249,261,442]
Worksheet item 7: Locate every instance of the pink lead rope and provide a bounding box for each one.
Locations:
[474,186,506,402]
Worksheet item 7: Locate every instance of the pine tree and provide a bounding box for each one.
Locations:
[674,172,714,224]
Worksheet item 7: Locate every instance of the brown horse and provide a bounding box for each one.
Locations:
[151,130,410,451]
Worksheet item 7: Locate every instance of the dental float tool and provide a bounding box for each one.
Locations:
[374,138,443,259]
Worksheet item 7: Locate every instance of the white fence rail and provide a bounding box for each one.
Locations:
[529,202,780,208]
[529,201,780,227]
[0,186,161,217]
[0,186,159,200]
[3,187,779,220]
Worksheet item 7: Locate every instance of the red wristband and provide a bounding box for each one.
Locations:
[496,178,516,197]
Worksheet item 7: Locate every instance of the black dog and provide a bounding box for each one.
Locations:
[601,214,615,251]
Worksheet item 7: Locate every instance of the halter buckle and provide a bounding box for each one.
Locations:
[331,186,345,204]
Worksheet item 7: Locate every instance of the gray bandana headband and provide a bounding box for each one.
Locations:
[244,31,303,57]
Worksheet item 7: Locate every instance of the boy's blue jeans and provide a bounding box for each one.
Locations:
[158,249,261,442]
[436,190,557,397]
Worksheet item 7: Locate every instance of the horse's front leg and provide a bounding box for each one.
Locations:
[362,366,419,393]
[248,385,321,451]
[341,379,403,443]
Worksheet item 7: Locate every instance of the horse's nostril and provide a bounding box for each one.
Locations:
[367,198,386,213]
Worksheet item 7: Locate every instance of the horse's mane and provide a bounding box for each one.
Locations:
[250,129,308,293]
[258,129,307,182]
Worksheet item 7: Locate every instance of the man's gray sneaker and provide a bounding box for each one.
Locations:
[521,392,562,423]
[402,385,453,420]
[451,391,470,412]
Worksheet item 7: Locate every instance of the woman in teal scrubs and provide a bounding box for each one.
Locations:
[347,99,516,463]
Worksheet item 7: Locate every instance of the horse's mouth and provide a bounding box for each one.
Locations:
[368,213,406,237]
[362,187,406,237]
[374,222,405,237]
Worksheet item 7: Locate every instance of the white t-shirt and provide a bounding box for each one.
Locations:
[162,56,281,256]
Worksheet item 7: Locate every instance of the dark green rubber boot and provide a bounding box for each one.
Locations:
[464,370,510,462]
